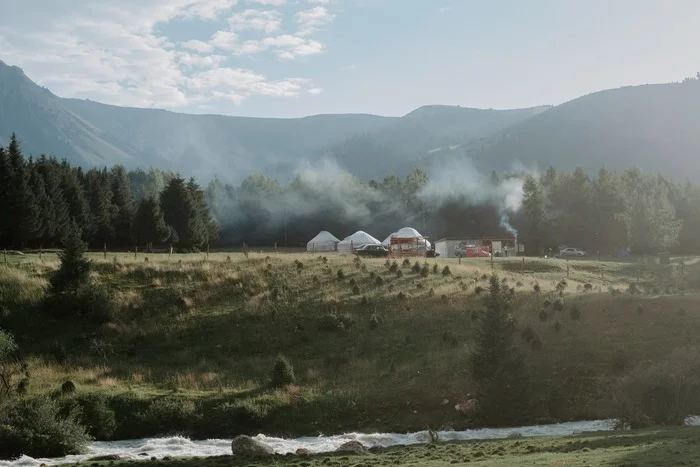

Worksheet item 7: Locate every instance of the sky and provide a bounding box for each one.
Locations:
[0,0,698,118]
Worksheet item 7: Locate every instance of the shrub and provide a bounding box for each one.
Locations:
[553,298,564,312]
[433,264,439,274]
[538,309,548,321]
[555,280,568,292]
[349,278,356,287]
[420,264,430,278]
[0,397,91,459]
[369,313,380,329]
[428,288,435,297]
[396,270,404,279]
[139,397,198,436]
[389,261,399,273]
[442,266,451,277]
[65,394,117,440]
[583,283,593,291]
[637,304,644,315]
[402,259,411,268]
[369,271,376,279]
[61,380,77,395]
[375,276,385,287]
[474,286,484,295]
[521,326,535,343]
[360,296,369,306]
[553,321,562,332]
[570,305,581,320]
[516,281,523,287]
[533,283,541,293]
[271,355,296,388]
[337,269,345,280]
[397,292,407,301]
[352,284,361,295]
[628,283,642,295]
[542,299,552,308]
[412,262,422,274]
[611,347,700,428]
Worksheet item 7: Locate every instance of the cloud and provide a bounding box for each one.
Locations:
[0,0,331,110]
[181,39,214,53]
[309,0,330,3]
[247,0,286,5]
[295,6,335,36]
[228,9,282,33]
[439,7,452,13]
[308,87,323,95]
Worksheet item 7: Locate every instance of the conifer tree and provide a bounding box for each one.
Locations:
[132,197,170,251]
[468,276,529,426]
[160,176,205,250]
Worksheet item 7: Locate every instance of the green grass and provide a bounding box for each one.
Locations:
[2,250,700,439]
[64,426,700,466]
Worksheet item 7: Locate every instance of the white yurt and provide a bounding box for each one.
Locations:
[307,231,340,252]
[337,231,381,254]
[385,227,431,250]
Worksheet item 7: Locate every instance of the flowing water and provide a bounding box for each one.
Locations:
[1,419,618,466]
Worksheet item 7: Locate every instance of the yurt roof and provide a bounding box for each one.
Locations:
[308,230,340,244]
[339,230,381,245]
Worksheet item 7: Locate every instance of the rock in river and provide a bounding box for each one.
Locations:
[335,441,370,455]
[231,435,275,457]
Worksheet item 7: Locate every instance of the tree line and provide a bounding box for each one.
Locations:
[0,134,217,251]
[2,133,700,255]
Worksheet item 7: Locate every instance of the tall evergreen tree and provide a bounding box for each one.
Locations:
[187,177,219,246]
[85,169,115,247]
[521,176,548,255]
[160,176,206,250]
[7,135,41,247]
[110,166,135,247]
[132,197,170,251]
[469,276,529,426]
[61,163,94,241]
[35,157,70,245]
[0,145,12,246]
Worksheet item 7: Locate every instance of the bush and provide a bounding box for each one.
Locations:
[337,269,345,281]
[389,261,399,273]
[271,355,295,388]
[553,321,562,332]
[369,313,380,329]
[474,286,484,295]
[352,284,360,295]
[397,292,407,301]
[61,380,76,395]
[139,397,198,436]
[553,298,564,312]
[0,397,91,459]
[420,264,430,277]
[63,394,116,440]
[433,264,439,274]
[583,283,593,291]
[538,309,548,321]
[570,305,581,320]
[412,262,422,274]
[442,266,451,276]
[637,304,644,315]
[555,280,568,292]
[611,347,700,428]
[375,276,385,287]
[44,284,115,324]
[396,269,404,279]
[542,299,552,308]
[521,326,535,343]
[533,283,541,293]
[402,259,411,268]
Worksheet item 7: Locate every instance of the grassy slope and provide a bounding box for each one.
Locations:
[1,251,699,437]
[67,426,700,467]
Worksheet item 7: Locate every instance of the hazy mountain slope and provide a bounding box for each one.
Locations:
[323,105,550,179]
[0,59,543,181]
[468,81,700,180]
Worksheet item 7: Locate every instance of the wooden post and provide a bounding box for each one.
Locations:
[39,246,43,262]
[522,257,525,275]
[206,242,210,260]
[134,246,138,261]
[3,249,7,266]
[491,249,494,268]
[458,255,461,265]
[567,262,570,278]
[103,243,107,260]
[168,245,173,261]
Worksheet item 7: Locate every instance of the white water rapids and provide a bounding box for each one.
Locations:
[1,419,619,466]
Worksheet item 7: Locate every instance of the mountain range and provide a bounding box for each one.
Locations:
[2,58,700,182]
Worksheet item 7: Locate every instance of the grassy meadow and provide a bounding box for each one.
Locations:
[1,249,699,440]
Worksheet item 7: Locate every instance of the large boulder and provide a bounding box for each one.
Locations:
[335,441,369,455]
[231,435,275,457]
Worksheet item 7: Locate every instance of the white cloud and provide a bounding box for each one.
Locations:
[181,39,214,53]
[0,0,326,109]
[210,32,324,59]
[247,0,286,5]
[309,0,330,3]
[308,87,323,95]
[295,6,335,36]
[228,9,282,33]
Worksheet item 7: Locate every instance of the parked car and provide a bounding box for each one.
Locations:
[455,242,491,258]
[557,247,588,257]
[354,244,389,257]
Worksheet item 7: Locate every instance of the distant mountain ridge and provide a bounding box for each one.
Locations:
[3,58,700,181]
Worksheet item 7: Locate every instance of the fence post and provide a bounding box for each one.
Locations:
[104,243,107,260]
[522,257,525,274]
[134,246,138,261]
[206,242,210,261]
[39,246,43,262]
[3,249,6,266]
[567,261,570,279]
[169,245,173,261]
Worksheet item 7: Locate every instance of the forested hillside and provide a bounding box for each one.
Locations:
[2,134,700,255]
